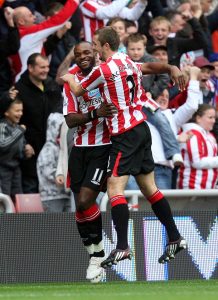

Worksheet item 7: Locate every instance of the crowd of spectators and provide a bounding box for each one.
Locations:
[0,0,218,212]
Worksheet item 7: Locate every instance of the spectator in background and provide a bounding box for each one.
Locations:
[55,119,75,211]
[37,112,71,212]
[80,0,147,42]
[147,15,208,66]
[15,53,63,193]
[125,20,138,35]
[177,0,213,58]
[178,104,218,189]
[43,2,77,80]
[165,10,186,37]
[147,44,169,64]
[107,17,127,53]
[209,52,218,142]
[209,52,218,108]
[0,93,34,198]
[137,0,164,38]
[0,7,20,94]
[193,56,215,105]
[10,0,79,81]
[148,66,202,189]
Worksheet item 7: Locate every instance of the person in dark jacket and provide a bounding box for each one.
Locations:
[15,53,63,193]
[0,7,20,95]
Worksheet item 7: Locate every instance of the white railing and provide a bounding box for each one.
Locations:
[0,193,16,213]
[99,189,218,211]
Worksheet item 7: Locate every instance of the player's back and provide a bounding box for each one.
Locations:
[99,52,146,135]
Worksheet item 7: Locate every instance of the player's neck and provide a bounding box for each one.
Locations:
[104,50,117,61]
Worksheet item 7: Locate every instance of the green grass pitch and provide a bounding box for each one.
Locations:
[0,280,217,300]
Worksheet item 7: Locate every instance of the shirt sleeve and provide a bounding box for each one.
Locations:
[95,0,130,20]
[0,123,24,151]
[63,83,78,116]
[119,1,147,20]
[173,80,202,130]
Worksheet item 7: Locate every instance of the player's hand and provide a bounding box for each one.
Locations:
[97,103,117,118]
[170,66,186,91]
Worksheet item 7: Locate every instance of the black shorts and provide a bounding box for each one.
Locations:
[108,122,154,177]
[68,144,111,193]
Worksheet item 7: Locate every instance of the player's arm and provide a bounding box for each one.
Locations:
[65,103,117,128]
[141,62,186,91]
[61,73,85,97]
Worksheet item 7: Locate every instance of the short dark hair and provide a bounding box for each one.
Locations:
[74,41,92,50]
[94,27,120,51]
[27,53,48,66]
[0,94,22,118]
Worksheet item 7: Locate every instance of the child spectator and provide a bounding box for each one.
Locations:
[0,93,34,197]
[37,113,71,212]
[147,44,169,64]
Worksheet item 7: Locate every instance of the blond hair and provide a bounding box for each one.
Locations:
[149,16,171,31]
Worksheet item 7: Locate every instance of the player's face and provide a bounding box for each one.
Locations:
[74,43,95,72]
[93,35,106,61]
[155,89,169,110]
[127,41,145,62]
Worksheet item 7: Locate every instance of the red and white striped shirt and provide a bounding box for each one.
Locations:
[80,0,106,42]
[10,0,79,82]
[178,123,218,189]
[80,0,145,42]
[80,52,146,135]
[63,69,110,146]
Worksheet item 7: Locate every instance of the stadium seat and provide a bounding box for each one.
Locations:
[15,194,44,213]
[0,193,16,213]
